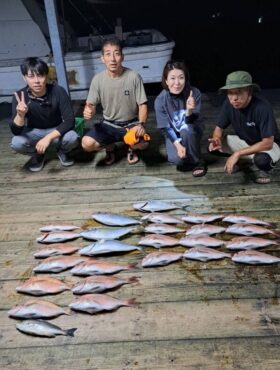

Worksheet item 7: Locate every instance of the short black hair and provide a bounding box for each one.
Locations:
[20,57,49,76]
[101,37,123,55]
[161,60,190,90]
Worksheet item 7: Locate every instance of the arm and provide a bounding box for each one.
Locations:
[10,91,28,135]
[134,103,148,137]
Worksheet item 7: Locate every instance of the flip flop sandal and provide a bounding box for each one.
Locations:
[104,149,115,165]
[127,148,139,165]
[192,164,208,177]
[255,171,271,184]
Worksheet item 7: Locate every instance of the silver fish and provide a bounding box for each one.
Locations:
[141,212,184,224]
[8,299,70,319]
[40,224,81,232]
[226,224,276,236]
[79,239,142,255]
[34,243,80,258]
[232,250,280,264]
[181,213,224,224]
[133,200,183,212]
[71,260,137,276]
[16,276,71,296]
[33,256,87,273]
[222,214,270,226]
[16,320,76,337]
[226,236,278,250]
[92,212,140,226]
[72,275,139,294]
[138,234,179,248]
[144,223,184,234]
[180,235,225,248]
[186,224,226,236]
[69,293,136,314]
[142,251,183,267]
[37,231,80,244]
[80,226,136,240]
[183,247,231,261]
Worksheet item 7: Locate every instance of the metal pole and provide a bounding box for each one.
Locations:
[44,0,69,95]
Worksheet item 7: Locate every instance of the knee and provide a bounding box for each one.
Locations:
[61,131,80,149]
[10,136,27,152]
[253,152,273,171]
[81,136,99,152]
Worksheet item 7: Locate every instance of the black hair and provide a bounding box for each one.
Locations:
[101,37,123,55]
[20,57,49,76]
[161,60,190,90]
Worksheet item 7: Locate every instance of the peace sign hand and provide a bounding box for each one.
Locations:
[15,91,28,118]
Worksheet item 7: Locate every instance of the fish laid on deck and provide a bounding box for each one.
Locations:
[226,224,277,236]
[138,234,179,248]
[92,212,140,226]
[33,256,88,273]
[16,276,71,296]
[72,276,139,294]
[179,235,225,248]
[36,231,81,244]
[141,212,184,224]
[79,239,142,255]
[232,250,280,264]
[71,260,137,276]
[141,251,183,267]
[39,224,81,232]
[16,320,77,338]
[80,226,136,240]
[143,223,184,234]
[183,247,231,262]
[226,236,278,250]
[8,299,70,319]
[181,213,224,224]
[222,214,270,226]
[69,293,136,314]
[186,224,226,236]
[34,243,80,258]
[133,200,183,212]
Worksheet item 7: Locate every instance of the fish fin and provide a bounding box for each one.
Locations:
[127,276,140,284]
[128,262,138,269]
[66,327,77,337]
[127,298,137,307]
[132,225,145,234]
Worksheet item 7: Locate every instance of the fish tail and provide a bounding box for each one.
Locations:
[127,298,137,307]
[128,263,138,269]
[127,276,140,284]
[65,327,77,337]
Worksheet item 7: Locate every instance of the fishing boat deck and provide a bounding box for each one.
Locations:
[1,90,280,370]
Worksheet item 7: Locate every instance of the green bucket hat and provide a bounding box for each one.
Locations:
[219,71,260,93]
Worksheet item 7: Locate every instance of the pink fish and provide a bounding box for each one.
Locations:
[182,213,224,224]
[16,276,71,296]
[226,236,278,250]
[142,251,183,267]
[180,235,225,248]
[143,223,184,234]
[183,247,231,261]
[34,243,80,258]
[226,224,277,236]
[8,299,70,319]
[138,234,179,248]
[37,231,80,244]
[141,212,184,224]
[69,293,137,314]
[232,250,280,264]
[72,276,139,294]
[222,214,270,226]
[71,260,137,276]
[40,224,81,232]
[33,256,88,273]
[186,224,226,236]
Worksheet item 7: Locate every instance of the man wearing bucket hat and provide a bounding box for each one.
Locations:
[208,71,280,184]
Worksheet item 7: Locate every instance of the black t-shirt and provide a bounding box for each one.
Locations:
[218,95,280,146]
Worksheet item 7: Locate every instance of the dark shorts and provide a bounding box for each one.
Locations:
[86,119,137,146]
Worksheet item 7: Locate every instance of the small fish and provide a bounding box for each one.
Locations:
[226,236,278,250]
[144,223,183,234]
[222,214,270,226]
[181,213,224,224]
[226,224,276,236]
[142,251,183,267]
[80,226,136,241]
[69,293,136,314]
[40,224,81,232]
[37,231,80,244]
[133,200,183,212]
[16,320,76,338]
[183,247,231,262]
[16,277,71,296]
[33,256,87,273]
[79,239,142,255]
[138,234,179,248]
[72,276,139,294]
[8,299,70,319]
[180,235,225,248]
[232,250,280,264]
[141,213,184,224]
[34,243,80,258]
[186,224,226,236]
[71,260,137,276]
[92,212,140,226]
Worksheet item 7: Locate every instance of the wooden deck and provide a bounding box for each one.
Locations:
[1,91,280,370]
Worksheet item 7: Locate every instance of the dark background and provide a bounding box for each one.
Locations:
[53,0,279,92]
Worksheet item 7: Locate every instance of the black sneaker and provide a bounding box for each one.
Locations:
[57,149,74,166]
[26,154,45,172]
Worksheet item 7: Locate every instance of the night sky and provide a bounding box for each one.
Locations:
[54,0,279,92]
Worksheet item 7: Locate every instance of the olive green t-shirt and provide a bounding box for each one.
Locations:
[87,68,147,121]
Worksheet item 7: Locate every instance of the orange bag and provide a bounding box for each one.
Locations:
[123,126,150,146]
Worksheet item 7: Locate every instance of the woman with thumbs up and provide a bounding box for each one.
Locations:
[154,60,207,177]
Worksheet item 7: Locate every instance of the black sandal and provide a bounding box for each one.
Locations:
[192,163,208,177]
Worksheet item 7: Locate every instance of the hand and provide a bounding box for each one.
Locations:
[15,91,28,118]
[175,141,187,159]
[36,136,52,154]
[186,90,195,111]
[134,123,145,138]
[208,137,222,151]
[224,152,240,174]
[83,102,94,120]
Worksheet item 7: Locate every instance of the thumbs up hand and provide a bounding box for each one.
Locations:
[186,90,195,111]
